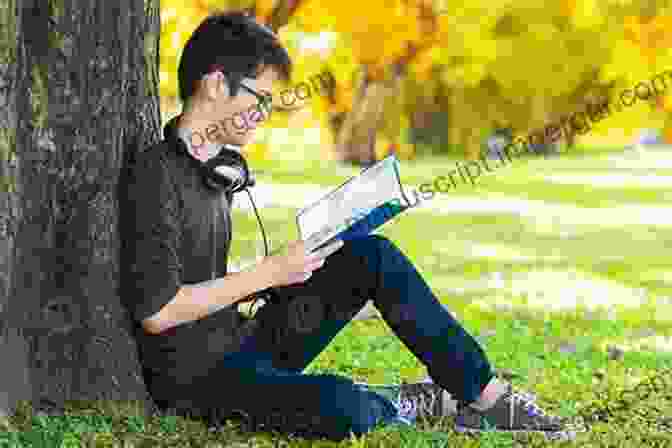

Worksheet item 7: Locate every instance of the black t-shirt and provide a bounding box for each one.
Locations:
[119,128,260,393]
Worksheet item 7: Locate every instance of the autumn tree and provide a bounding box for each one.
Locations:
[158,1,672,163]
[615,12,672,143]
[289,0,672,160]
[0,0,161,418]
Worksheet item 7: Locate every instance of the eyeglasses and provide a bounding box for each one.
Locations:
[239,81,274,119]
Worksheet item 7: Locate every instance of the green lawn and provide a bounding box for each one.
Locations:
[247,145,627,183]
[251,147,672,208]
[3,150,672,447]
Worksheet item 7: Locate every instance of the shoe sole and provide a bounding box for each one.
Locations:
[455,424,579,442]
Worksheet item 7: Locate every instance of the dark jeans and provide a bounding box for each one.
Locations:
[153,235,493,440]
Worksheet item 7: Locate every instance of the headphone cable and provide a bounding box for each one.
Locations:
[241,186,280,310]
[243,187,269,257]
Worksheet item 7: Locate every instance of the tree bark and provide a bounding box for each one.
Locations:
[0,0,28,419]
[0,0,161,419]
[333,67,402,166]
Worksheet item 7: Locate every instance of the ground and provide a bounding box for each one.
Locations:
[2,147,671,447]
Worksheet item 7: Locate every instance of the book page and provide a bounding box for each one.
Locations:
[297,156,404,243]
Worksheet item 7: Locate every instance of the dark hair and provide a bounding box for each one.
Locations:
[178,10,292,103]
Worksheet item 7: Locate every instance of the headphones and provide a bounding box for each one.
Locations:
[162,112,273,272]
[202,143,256,193]
[163,115,256,195]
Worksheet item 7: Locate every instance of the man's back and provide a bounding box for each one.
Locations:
[118,136,257,391]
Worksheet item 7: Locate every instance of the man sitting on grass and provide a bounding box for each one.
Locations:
[119,10,579,442]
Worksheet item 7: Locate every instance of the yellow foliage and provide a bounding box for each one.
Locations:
[589,98,666,138]
[665,128,672,144]
[160,2,210,98]
[374,138,414,161]
[622,15,672,65]
[374,135,391,160]
[561,0,576,17]
[157,1,672,157]
[291,0,340,32]
[395,142,415,160]
[332,85,354,114]
[663,94,672,112]
[254,0,276,23]
[296,0,422,67]
[242,141,270,161]
[408,48,439,82]
[569,0,604,28]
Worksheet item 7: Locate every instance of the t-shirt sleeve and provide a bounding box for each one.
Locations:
[121,152,183,325]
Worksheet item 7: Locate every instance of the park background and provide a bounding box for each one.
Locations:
[160,0,672,166]
[1,0,672,447]
[168,1,672,445]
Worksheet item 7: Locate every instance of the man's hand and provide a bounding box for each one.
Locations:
[259,239,344,288]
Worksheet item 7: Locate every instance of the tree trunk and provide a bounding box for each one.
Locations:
[331,2,438,166]
[446,87,483,159]
[0,0,161,419]
[0,0,28,420]
[333,63,411,166]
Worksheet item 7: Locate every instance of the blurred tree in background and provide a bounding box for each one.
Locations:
[159,0,672,165]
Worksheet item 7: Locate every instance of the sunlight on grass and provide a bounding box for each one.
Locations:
[603,150,672,168]
[430,243,569,263]
[408,194,672,228]
[599,335,672,355]
[640,268,672,285]
[468,268,652,311]
[535,172,672,188]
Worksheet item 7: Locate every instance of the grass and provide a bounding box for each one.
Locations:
[251,146,672,208]
[2,308,671,447]
[246,144,628,183]
[3,150,672,447]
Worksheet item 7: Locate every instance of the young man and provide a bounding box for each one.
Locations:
[119,11,579,442]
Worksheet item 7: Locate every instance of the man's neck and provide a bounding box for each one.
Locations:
[176,114,240,162]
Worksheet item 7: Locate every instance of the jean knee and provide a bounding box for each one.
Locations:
[368,234,391,245]
[346,234,394,256]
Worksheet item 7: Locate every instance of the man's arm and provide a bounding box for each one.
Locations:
[142,262,274,334]
[122,151,273,337]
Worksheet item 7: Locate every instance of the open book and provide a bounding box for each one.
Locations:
[296,154,414,253]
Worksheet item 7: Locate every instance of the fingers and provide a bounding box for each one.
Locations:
[305,258,325,272]
[288,270,313,285]
[291,257,325,285]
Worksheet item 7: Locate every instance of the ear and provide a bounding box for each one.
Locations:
[203,71,230,101]
[197,72,225,102]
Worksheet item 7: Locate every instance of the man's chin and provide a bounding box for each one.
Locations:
[221,136,250,149]
[238,132,257,147]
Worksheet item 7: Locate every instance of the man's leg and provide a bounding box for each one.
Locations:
[253,235,578,441]
[255,234,494,405]
[156,347,406,441]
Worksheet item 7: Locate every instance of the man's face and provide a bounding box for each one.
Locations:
[212,67,278,147]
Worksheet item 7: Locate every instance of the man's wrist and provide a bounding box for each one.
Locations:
[253,257,276,290]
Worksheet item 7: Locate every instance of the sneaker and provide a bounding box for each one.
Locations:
[357,377,456,423]
[454,382,581,441]
[396,377,457,422]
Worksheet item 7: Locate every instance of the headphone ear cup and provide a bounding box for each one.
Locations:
[220,73,231,99]
[221,79,230,99]
[200,162,233,192]
[202,149,251,194]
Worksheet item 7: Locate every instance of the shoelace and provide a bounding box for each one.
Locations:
[395,397,419,422]
[395,384,441,421]
[504,390,552,428]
